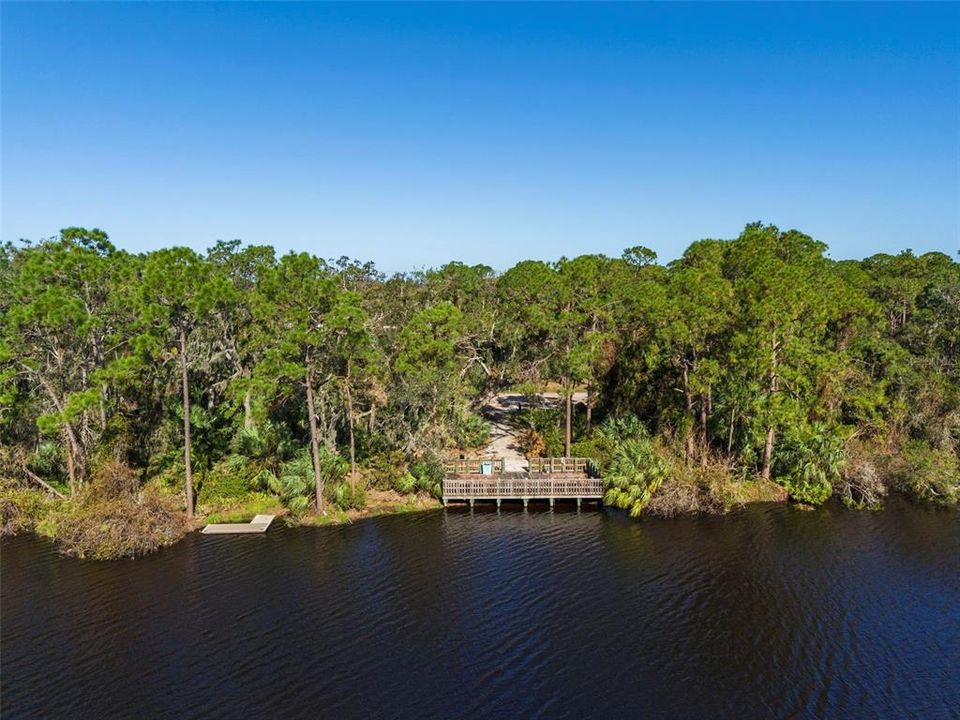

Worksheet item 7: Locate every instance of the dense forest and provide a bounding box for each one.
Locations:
[2,223,958,557]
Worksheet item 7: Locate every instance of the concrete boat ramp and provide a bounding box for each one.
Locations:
[201,514,276,534]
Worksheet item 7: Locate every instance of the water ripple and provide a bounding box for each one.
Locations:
[3,499,959,719]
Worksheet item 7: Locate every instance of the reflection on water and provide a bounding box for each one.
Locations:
[3,499,959,719]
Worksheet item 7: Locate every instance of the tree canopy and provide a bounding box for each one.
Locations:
[2,223,958,521]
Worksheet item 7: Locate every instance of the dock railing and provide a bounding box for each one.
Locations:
[442,476,604,500]
[443,458,505,475]
[527,457,590,474]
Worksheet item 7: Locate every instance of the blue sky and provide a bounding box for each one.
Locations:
[2,2,958,272]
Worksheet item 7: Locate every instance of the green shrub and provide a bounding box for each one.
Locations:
[774,423,844,505]
[149,456,186,491]
[317,447,349,486]
[332,482,367,511]
[603,429,668,517]
[539,426,565,457]
[518,407,562,432]
[395,472,418,494]
[203,492,283,523]
[598,415,648,445]
[259,451,313,517]
[409,454,444,497]
[28,441,66,481]
[516,408,564,456]
[456,413,490,450]
[198,454,259,503]
[0,481,54,536]
[568,414,651,473]
[259,447,352,517]
[231,426,270,458]
[364,451,407,491]
[570,437,606,466]
[892,442,960,506]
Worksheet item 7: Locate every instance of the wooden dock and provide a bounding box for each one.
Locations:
[442,458,603,508]
[201,514,276,534]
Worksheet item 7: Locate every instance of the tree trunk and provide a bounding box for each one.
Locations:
[699,389,710,466]
[761,426,775,481]
[564,381,572,458]
[585,384,593,433]
[345,360,356,480]
[23,467,66,499]
[727,406,736,453]
[63,429,77,493]
[305,361,325,514]
[30,370,85,489]
[316,387,336,451]
[243,388,254,430]
[180,329,194,518]
[93,337,108,431]
[99,387,108,431]
[682,360,695,464]
[761,328,779,481]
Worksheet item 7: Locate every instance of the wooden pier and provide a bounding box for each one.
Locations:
[442,458,603,508]
[201,514,276,534]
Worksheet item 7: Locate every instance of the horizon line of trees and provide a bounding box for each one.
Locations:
[2,222,958,515]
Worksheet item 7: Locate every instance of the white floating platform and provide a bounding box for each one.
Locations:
[201,514,275,534]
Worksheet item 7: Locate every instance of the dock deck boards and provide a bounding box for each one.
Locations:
[201,514,276,534]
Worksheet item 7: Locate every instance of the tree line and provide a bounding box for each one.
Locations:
[2,222,958,524]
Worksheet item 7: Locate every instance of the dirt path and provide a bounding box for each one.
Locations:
[480,392,588,471]
[481,395,528,472]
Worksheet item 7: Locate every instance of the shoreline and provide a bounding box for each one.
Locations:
[7,483,950,562]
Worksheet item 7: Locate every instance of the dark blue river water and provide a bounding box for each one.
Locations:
[3,499,959,719]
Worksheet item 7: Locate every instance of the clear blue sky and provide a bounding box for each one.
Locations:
[2,2,958,272]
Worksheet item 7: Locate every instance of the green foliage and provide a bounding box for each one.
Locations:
[259,451,311,517]
[0,481,55,537]
[517,408,565,456]
[231,426,271,459]
[332,482,367,511]
[203,493,283,524]
[259,447,352,517]
[3,221,959,539]
[316,447,350,487]
[197,455,259,504]
[363,451,407,491]
[569,438,605,465]
[456,413,490,450]
[396,302,464,378]
[578,414,650,472]
[892,442,960,507]
[602,424,668,517]
[395,472,418,495]
[28,441,66,480]
[409,454,444,496]
[774,424,845,505]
